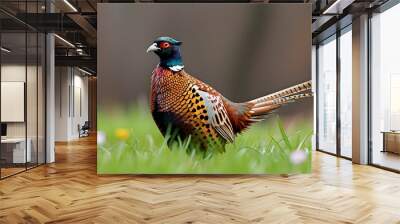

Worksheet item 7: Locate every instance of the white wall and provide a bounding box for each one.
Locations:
[1,63,46,164]
[55,66,70,141]
[1,65,38,137]
[72,73,89,138]
[55,67,89,141]
[1,65,27,141]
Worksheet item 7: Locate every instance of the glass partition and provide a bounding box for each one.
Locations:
[27,31,38,169]
[1,31,28,177]
[0,1,46,179]
[38,32,45,165]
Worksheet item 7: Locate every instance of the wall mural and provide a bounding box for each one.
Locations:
[97,3,313,174]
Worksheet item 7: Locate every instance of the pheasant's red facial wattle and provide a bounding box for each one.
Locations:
[159,42,171,49]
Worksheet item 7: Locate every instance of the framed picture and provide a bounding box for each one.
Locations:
[97,3,313,174]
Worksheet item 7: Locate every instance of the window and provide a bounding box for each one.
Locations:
[316,25,353,159]
[317,35,337,154]
[339,27,352,158]
[370,3,400,171]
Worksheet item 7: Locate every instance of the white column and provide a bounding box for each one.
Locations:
[46,32,55,163]
[45,0,56,163]
[312,45,317,151]
[352,14,369,164]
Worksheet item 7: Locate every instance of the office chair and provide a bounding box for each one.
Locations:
[79,121,90,138]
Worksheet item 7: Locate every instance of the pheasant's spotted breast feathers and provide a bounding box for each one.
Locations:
[151,67,223,146]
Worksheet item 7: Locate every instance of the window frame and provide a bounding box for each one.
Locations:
[316,24,353,161]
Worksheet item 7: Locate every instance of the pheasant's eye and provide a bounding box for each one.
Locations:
[159,42,170,49]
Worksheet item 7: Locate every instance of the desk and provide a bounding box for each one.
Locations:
[382,131,400,154]
[1,138,31,163]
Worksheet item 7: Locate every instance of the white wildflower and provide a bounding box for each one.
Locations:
[97,131,106,145]
[290,149,307,165]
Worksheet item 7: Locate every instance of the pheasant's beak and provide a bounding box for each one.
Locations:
[146,43,160,53]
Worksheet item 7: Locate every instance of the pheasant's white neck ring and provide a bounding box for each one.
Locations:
[169,65,184,72]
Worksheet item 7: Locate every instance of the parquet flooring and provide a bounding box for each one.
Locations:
[0,167,26,178]
[1,135,400,224]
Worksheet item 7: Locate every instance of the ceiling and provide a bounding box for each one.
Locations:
[0,0,392,75]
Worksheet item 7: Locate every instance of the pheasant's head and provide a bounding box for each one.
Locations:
[146,36,184,72]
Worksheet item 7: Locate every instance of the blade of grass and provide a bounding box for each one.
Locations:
[277,118,292,150]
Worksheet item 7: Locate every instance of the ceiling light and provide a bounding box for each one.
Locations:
[78,67,93,76]
[76,48,85,55]
[1,47,11,53]
[63,0,78,12]
[54,34,75,48]
[322,0,354,15]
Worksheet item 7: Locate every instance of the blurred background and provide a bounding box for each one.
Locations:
[98,3,312,121]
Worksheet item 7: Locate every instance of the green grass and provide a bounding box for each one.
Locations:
[97,105,313,174]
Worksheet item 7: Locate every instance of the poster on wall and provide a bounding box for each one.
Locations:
[97,3,313,174]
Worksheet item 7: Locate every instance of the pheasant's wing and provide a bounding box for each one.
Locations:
[194,86,235,143]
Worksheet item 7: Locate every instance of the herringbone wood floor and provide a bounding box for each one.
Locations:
[1,136,400,224]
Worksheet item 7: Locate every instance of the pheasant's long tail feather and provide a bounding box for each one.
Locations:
[248,81,313,118]
[225,80,313,134]
[249,80,312,105]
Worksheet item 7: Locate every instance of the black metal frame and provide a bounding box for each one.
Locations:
[315,23,353,161]
[336,28,341,158]
[0,19,2,179]
[0,0,47,180]
[367,10,373,166]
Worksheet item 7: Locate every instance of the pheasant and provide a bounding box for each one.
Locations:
[147,37,312,151]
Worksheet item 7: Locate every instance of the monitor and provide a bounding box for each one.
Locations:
[1,123,7,137]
